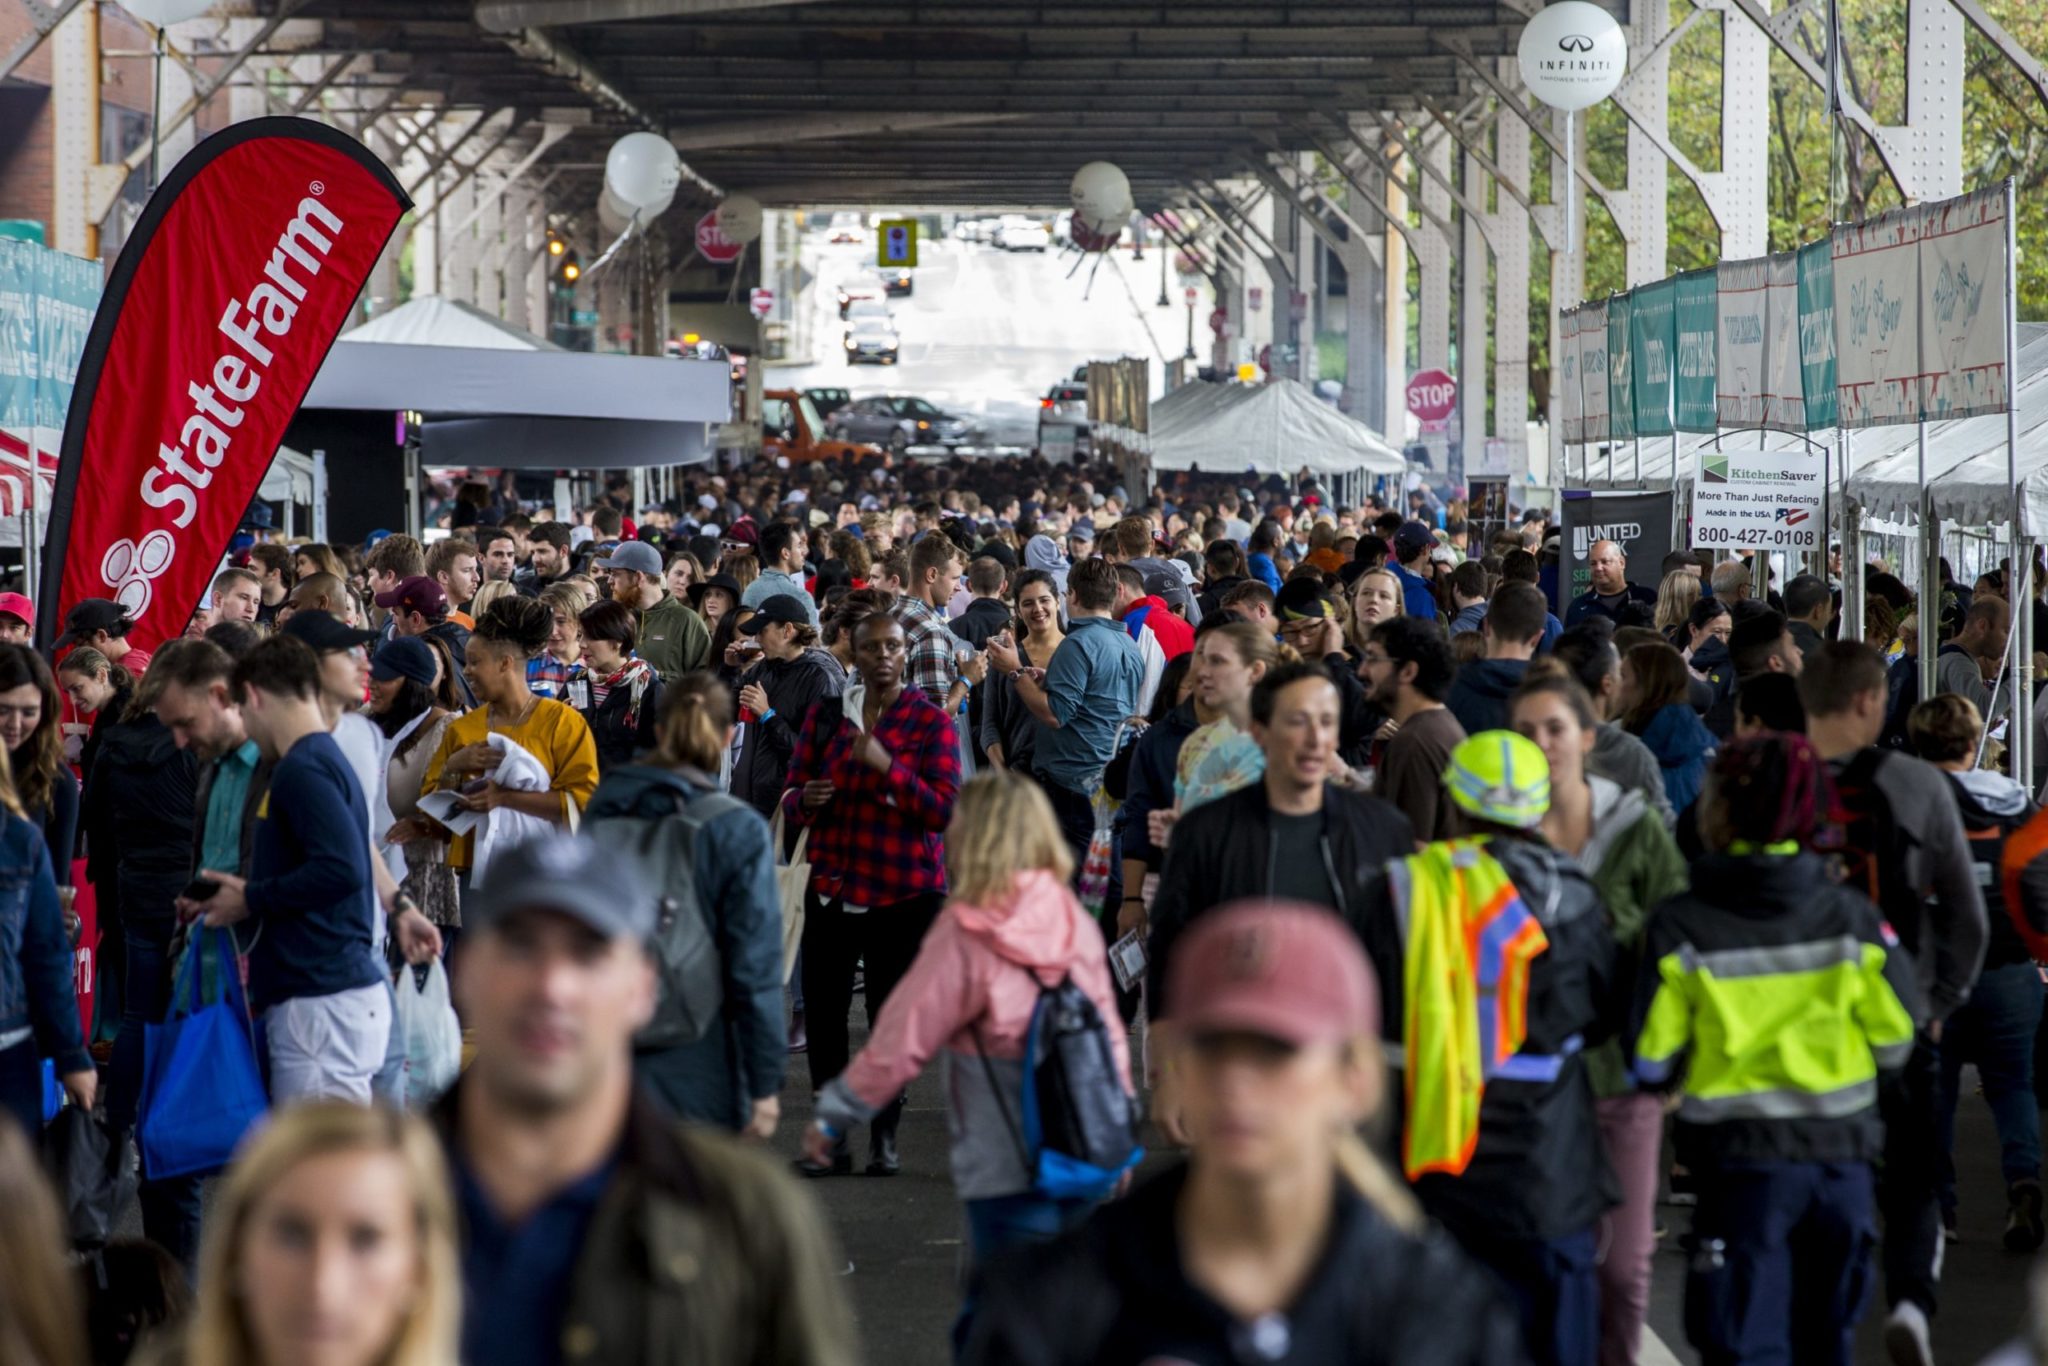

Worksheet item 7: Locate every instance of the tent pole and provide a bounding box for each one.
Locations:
[2006,177,2030,788]
[1918,422,1939,707]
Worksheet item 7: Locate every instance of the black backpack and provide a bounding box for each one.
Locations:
[1831,748,1925,954]
[977,970,1143,1201]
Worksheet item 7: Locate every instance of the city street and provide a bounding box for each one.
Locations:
[773,227,1199,448]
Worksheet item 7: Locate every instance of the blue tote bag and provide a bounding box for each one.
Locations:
[138,928,267,1180]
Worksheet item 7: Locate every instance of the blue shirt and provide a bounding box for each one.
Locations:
[1035,615,1144,792]
[200,740,261,876]
[1391,563,1439,620]
[242,732,384,1010]
[457,1153,617,1366]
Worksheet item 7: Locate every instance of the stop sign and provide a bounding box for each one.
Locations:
[696,210,744,264]
[749,287,775,319]
[1406,368,1457,422]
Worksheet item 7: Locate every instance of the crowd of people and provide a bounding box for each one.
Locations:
[0,446,2042,1366]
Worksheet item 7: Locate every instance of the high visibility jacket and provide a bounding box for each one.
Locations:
[1633,849,1923,1169]
[1389,838,1549,1180]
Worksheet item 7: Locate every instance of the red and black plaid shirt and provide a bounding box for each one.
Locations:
[781,687,960,907]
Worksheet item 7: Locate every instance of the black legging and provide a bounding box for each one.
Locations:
[800,889,943,1091]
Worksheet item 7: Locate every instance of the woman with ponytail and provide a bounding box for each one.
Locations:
[397,597,599,885]
[585,673,785,1136]
[964,898,1523,1364]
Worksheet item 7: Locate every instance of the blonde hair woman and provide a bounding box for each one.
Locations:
[1653,568,1700,635]
[802,770,1131,1349]
[467,578,518,622]
[148,1103,458,1366]
[1345,566,1406,658]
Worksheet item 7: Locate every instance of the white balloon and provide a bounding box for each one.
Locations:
[715,193,763,244]
[604,131,681,211]
[120,0,216,23]
[599,181,673,234]
[1516,1,1628,112]
[1071,162,1133,235]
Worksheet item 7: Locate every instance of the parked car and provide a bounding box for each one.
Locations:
[883,267,914,297]
[836,272,887,317]
[827,394,975,455]
[1036,380,1091,457]
[804,387,853,420]
[996,217,1051,252]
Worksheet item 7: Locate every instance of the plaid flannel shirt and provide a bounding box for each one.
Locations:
[527,652,581,700]
[781,688,959,907]
[893,595,959,705]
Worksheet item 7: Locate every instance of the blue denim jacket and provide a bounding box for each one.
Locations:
[0,814,88,1074]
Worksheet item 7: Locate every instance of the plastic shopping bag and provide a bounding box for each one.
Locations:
[394,959,462,1107]
[1076,790,1116,917]
[771,807,810,985]
[41,1105,137,1249]
[138,928,267,1181]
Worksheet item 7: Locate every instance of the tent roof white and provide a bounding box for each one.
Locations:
[1144,378,1404,477]
[337,295,564,352]
[301,295,730,467]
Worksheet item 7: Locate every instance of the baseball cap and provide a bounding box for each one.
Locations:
[281,610,379,654]
[373,575,448,618]
[1165,900,1379,1045]
[1140,569,1180,599]
[0,592,33,626]
[697,493,718,511]
[370,636,438,687]
[1068,523,1095,544]
[595,541,663,577]
[724,520,760,548]
[468,834,655,943]
[54,598,136,649]
[1443,730,1551,830]
[1392,520,1436,560]
[1275,578,1339,621]
[740,593,811,632]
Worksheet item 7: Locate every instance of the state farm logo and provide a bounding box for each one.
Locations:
[101,531,175,618]
[1558,34,1596,51]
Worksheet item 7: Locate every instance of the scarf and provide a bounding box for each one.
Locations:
[590,656,655,725]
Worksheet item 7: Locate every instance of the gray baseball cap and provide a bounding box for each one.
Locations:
[468,835,655,943]
[595,541,663,577]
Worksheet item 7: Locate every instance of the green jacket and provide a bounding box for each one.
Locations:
[439,1085,858,1366]
[638,592,712,682]
[1577,776,1690,1098]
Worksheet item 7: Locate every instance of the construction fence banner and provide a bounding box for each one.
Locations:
[1715,256,1770,430]
[1558,488,1674,614]
[1762,252,1805,432]
[1796,240,1838,429]
[1673,268,1718,433]
[1831,203,1923,428]
[0,238,102,431]
[1607,291,1636,441]
[1630,277,1676,437]
[1921,185,2010,422]
[1690,440,1825,554]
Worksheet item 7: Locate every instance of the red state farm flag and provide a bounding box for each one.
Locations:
[40,118,409,655]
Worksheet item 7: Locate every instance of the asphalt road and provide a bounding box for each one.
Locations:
[772,229,1198,448]
[774,1017,2039,1366]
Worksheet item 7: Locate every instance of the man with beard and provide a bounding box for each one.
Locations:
[1361,616,1468,842]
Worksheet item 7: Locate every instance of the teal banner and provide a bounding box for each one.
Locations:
[1673,268,1718,433]
[1630,277,1677,437]
[0,238,102,430]
[1797,240,1838,430]
[1607,290,1636,441]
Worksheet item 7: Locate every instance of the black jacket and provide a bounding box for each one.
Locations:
[82,714,198,927]
[571,670,663,775]
[1364,836,1623,1243]
[730,650,845,817]
[424,619,477,707]
[1446,658,1530,737]
[948,597,1011,650]
[1147,781,1415,1003]
[1323,650,1384,771]
[963,1162,1526,1366]
[1195,573,1246,622]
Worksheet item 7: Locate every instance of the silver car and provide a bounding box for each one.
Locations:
[828,394,975,454]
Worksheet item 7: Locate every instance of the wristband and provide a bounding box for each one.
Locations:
[761,708,777,723]
[814,1118,841,1141]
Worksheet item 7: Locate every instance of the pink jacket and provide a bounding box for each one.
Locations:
[815,869,1133,1199]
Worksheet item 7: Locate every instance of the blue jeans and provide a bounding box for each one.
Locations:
[1685,1162,1876,1366]
[954,1193,1094,1359]
[107,922,204,1271]
[0,1037,42,1137]
[1937,960,2045,1207]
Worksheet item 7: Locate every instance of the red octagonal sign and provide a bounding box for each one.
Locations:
[695,210,744,264]
[1406,368,1457,422]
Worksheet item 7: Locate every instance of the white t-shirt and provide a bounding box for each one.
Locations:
[332,711,404,883]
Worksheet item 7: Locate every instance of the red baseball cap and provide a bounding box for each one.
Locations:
[0,592,33,626]
[372,574,448,619]
[1165,900,1380,1045]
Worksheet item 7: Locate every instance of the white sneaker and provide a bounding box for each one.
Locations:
[1885,1302,1934,1366]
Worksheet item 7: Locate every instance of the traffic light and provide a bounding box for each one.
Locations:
[550,243,582,292]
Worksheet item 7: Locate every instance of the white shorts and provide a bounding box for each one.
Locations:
[266,982,393,1105]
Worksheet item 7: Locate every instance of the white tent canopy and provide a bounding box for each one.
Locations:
[1144,378,1404,477]
[300,294,729,468]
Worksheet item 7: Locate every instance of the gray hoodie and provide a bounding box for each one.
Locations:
[1590,721,1676,825]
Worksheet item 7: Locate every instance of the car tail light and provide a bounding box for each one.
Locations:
[1041,398,1054,409]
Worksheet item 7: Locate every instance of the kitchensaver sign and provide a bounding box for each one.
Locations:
[1690,445,1824,553]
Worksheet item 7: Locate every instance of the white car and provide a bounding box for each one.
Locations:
[996,218,1051,252]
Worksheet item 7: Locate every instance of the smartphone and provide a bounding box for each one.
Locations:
[181,877,220,902]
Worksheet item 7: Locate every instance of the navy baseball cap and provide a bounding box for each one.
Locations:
[371,636,437,687]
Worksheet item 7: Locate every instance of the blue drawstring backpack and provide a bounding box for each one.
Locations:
[976,969,1143,1202]
[138,928,267,1180]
